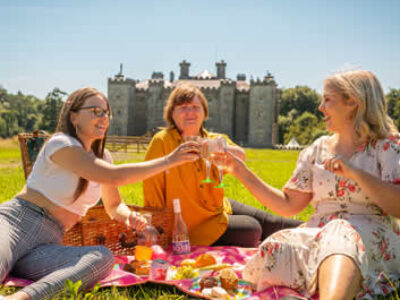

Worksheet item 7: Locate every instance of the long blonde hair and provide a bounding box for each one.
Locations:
[324,70,397,144]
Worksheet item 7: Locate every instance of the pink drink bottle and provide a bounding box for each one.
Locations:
[172,198,191,255]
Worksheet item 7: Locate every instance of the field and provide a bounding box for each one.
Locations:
[0,138,398,299]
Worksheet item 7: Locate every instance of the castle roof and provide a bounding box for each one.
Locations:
[194,70,215,79]
[135,78,250,91]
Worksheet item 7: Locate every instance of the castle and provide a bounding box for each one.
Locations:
[107,60,279,147]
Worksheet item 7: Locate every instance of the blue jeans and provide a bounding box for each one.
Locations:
[0,198,114,300]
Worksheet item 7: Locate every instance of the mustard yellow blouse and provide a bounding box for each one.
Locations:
[143,128,233,246]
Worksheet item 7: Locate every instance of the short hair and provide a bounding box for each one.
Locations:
[324,70,397,144]
[163,84,209,128]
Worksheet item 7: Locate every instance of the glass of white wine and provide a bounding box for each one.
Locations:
[203,137,227,188]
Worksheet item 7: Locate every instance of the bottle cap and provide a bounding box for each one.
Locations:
[173,198,181,213]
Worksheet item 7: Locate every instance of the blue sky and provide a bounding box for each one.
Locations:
[1,0,399,98]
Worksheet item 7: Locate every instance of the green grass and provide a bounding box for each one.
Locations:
[0,138,398,299]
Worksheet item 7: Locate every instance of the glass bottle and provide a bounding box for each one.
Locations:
[172,198,191,255]
[137,213,159,247]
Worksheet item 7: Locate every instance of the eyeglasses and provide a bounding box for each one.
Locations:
[176,105,202,113]
[78,106,112,119]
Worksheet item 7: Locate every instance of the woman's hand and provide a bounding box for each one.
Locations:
[168,141,200,165]
[323,155,359,180]
[126,211,148,232]
[213,151,244,175]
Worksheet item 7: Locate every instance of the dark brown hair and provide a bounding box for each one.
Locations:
[56,87,111,200]
[163,84,209,129]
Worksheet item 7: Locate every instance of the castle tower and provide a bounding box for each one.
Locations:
[218,80,236,137]
[108,74,136,136]
[179,60,190,79]
[216,60,226,79]
[248,73,279,147]
[147,79,165,130]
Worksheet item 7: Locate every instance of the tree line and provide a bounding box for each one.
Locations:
[0,87,66,138]
[0,85,399,145]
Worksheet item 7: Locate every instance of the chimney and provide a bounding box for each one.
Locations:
[179,60,190,79]
[216,60,227,79]
[151,72,164,79]
[170,71,175,82]
[237,74,246,81]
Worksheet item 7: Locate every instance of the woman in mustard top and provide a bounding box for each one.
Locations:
[143,84,301,246]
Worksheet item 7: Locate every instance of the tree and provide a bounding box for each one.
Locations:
[285,111,327,145]
[386,88,400,130]
[40,88,67,132]
[280,86,321,119]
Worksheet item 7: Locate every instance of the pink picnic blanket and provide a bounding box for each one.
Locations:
[5,246,316,300]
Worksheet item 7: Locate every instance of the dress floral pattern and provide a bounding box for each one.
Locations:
[243,135,400,299]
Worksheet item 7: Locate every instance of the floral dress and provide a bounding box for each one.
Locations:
[243,135,400,299]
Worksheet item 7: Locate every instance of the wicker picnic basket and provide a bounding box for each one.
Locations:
[18,132,174,255]
[63,204,174,255]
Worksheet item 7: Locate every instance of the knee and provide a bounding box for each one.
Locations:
[88,246,114,273]
[238,217,262,247]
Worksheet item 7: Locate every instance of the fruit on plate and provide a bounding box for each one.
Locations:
[195,253,217,268]
[180,258,196,267]
[172,265,199,280]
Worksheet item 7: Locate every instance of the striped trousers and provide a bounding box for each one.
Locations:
[0,198,114,300]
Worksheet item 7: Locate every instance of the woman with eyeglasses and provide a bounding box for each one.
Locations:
[0,87,199,300]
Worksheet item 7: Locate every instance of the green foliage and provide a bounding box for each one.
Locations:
[278,86,324,145]
[280,86,321,119]
[387,88,400,130]
[0,87,68,137]
[284,111,327,145]
[40,88,67,132]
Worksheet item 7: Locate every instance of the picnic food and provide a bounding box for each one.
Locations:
[129,260,151,276]
[135,245,153,261]
[199,276,219,290]
[201,288,213,298]
[195,253,217,268]
[219,268,239,290]
[180,258,196,267]
[172,265,199,280]
[211,286,229,299]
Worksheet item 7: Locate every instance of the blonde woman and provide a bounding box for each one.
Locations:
[219,70,400,299]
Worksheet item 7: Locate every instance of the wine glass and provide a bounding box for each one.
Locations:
[212,152,227,188]
[203,137,227,187]
[200,139,214,183]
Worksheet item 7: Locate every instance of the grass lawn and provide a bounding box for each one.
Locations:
[0,138,398,299]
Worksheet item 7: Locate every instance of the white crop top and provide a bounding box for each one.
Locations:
[27,133,113,216]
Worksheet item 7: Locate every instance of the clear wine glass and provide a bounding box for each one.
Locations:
[203,137,227,187]
[212,152,227,188]
[200,139,214,183]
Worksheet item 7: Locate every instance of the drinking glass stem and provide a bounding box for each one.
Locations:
[205,159,211,179]
[218,167,223,183]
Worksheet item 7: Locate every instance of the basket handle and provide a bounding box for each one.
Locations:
[119,233,137,248]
